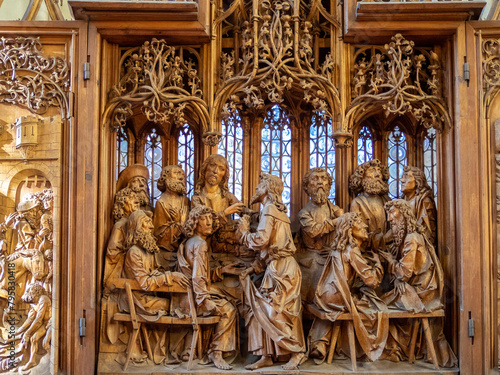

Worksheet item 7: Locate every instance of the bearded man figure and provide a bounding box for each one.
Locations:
[379,199,456,367]
[117,164,152,212]
[298,168,343,304]
[237,173,306,371]
[349,159,391,236]
[401,166,437,246]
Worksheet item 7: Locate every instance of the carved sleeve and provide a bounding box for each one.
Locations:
[240,214,275,251]
[349,248,383,288]
[389,238,417,282]
[128,249,172,291]
[190,241,211,306]
[298,209,335,239]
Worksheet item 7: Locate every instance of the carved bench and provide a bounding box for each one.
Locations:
[306,304,445,371]
[110,278,220,371]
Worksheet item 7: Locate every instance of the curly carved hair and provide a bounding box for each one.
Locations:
[157,165,185,193]
[113,187,138,222]
[194,154,230,198]
[331,212,363,253]
[403,166,433,196]
[24,283,46,299]
[302,167,333,196]
[349,159,390,196]
[183,205,220,238]
[384,199,424,235]
[260,173,287,214]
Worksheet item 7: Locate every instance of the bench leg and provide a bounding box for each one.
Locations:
[327,323,341,364]
[409,319,420,364]
[124,323,141,371]
[422,318,439,370]
[141,325,153,361]
[187,327,199,371]
[347,321,357,372]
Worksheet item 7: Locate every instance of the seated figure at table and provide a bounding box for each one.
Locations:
[298,168,343,304]
[177,205,240,370]
[309,212,388,363]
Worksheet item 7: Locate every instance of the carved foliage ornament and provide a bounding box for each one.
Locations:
[215,0,340,123]
[346,34,450,132]
[0,37,70,117]
[482,38,500,112]
[103,39,209,134]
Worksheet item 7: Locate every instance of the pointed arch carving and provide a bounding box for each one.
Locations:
[345,34,451,136]
[103,39,209,136]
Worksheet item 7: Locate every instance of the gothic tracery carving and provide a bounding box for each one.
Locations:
[482,38,500,112]
[346,34,450,133]
[103,39,209,134]
[0,37,70,117]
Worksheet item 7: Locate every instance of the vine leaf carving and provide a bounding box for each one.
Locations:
[0,37,70,117]
[346,34,450,133]
[103,39,209,134]
[483,38,500,113]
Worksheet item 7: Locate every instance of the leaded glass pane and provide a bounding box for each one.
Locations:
[218,112,244,201]
[388,126,407,199]
[144,128,162,204]
[357,126,374,165]
[424,127,438,199]
[261,105,292,213]
[116,127,128,180]
[178,124,195,198]
[310,112,336,202]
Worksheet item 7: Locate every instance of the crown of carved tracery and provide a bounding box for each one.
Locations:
[482,38,500,112]
[346,34,450,132]
[0,36,70,117]
[103,39,208,133]
[214,0,340,123]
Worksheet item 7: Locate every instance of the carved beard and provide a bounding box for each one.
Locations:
[391,218,407,248]
[362,177,388,196]
[166,179,187,195]
[136,230,159,253]
[310,188,328,206]
[132,189,150,207]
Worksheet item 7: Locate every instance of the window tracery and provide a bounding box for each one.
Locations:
[116,126,129,179]
[357,125,374,166]
[178,123,195,198]
[144,128,163,203]
[387,125,408,199]
[424,127,438,198]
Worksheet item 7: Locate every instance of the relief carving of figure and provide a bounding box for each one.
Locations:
[116,164,152,213]
[177,206,240,370]
[309,212,388,363]
[298,168,343,304]
[237,173,306,370]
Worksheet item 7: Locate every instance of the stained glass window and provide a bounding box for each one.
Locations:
[178,124,195,198]
[218,112,244,201]
[423,127,438,198]
[144,128,162,204]
[357,126,374,165]
[116,126,128,180]
[388,126,407,199]
[261,105,292,213]
[309,112,336,202]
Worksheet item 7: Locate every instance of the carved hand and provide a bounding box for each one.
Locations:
[224,202,245,216]
[170,271,191,289]
[203,298,220,316]
[394,278,406,295]
[239,266,254,279]
[222,262,245,275]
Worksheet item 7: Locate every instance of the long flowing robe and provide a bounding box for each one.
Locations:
[177,236,237,355]
[406,190,437,247]
[239,202,306,358]
[310,245,388,361]
[298,200,342,304]
[153,193,189,252]
[350,193,390,235]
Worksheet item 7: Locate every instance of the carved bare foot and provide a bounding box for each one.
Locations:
[282,352,305,370]
[208,350,232,370]
[245,355,273,370]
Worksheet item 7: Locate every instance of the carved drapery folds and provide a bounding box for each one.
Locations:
[214,0,340,125]
[346,34,450,133]
[0,37,70,118]
[103,39,209,135]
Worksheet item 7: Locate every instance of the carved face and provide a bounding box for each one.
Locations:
[43,198,53,211]
[362,166,387,195]
[307,170,330,205]
[401,171,416,195]
[129,176,148,192]
[195,213,213,237]
[165,167,187,194]
[387,206,406,246]
[351,219,369,243]
[141,215,155,235]
[250,180,268,206]
[205,159,227,187]
[22,208,41,229]
[123,195,140,217]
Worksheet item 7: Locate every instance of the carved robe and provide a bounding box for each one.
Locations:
[298,200,342,303]
[153,194,189,252]
[240,202,306,357]
[177,236,237,354]
[350,193,389,234]
[406,191,437,246]
[310,245,388,361]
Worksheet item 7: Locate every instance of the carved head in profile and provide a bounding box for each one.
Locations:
[157,165,187,195]
[303,167,333,206]
[112,187,140,222]
[125,210,159,254]
[332,212,368,253]
[401,166,433,197]
[349,159,389,197]
[17,198,42,229]
[195,154,229,197]
[117,164,150,207]
[22,283,46,304]
[250,173,287,213]
[184,205,219,238]
[385,199,420,247]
